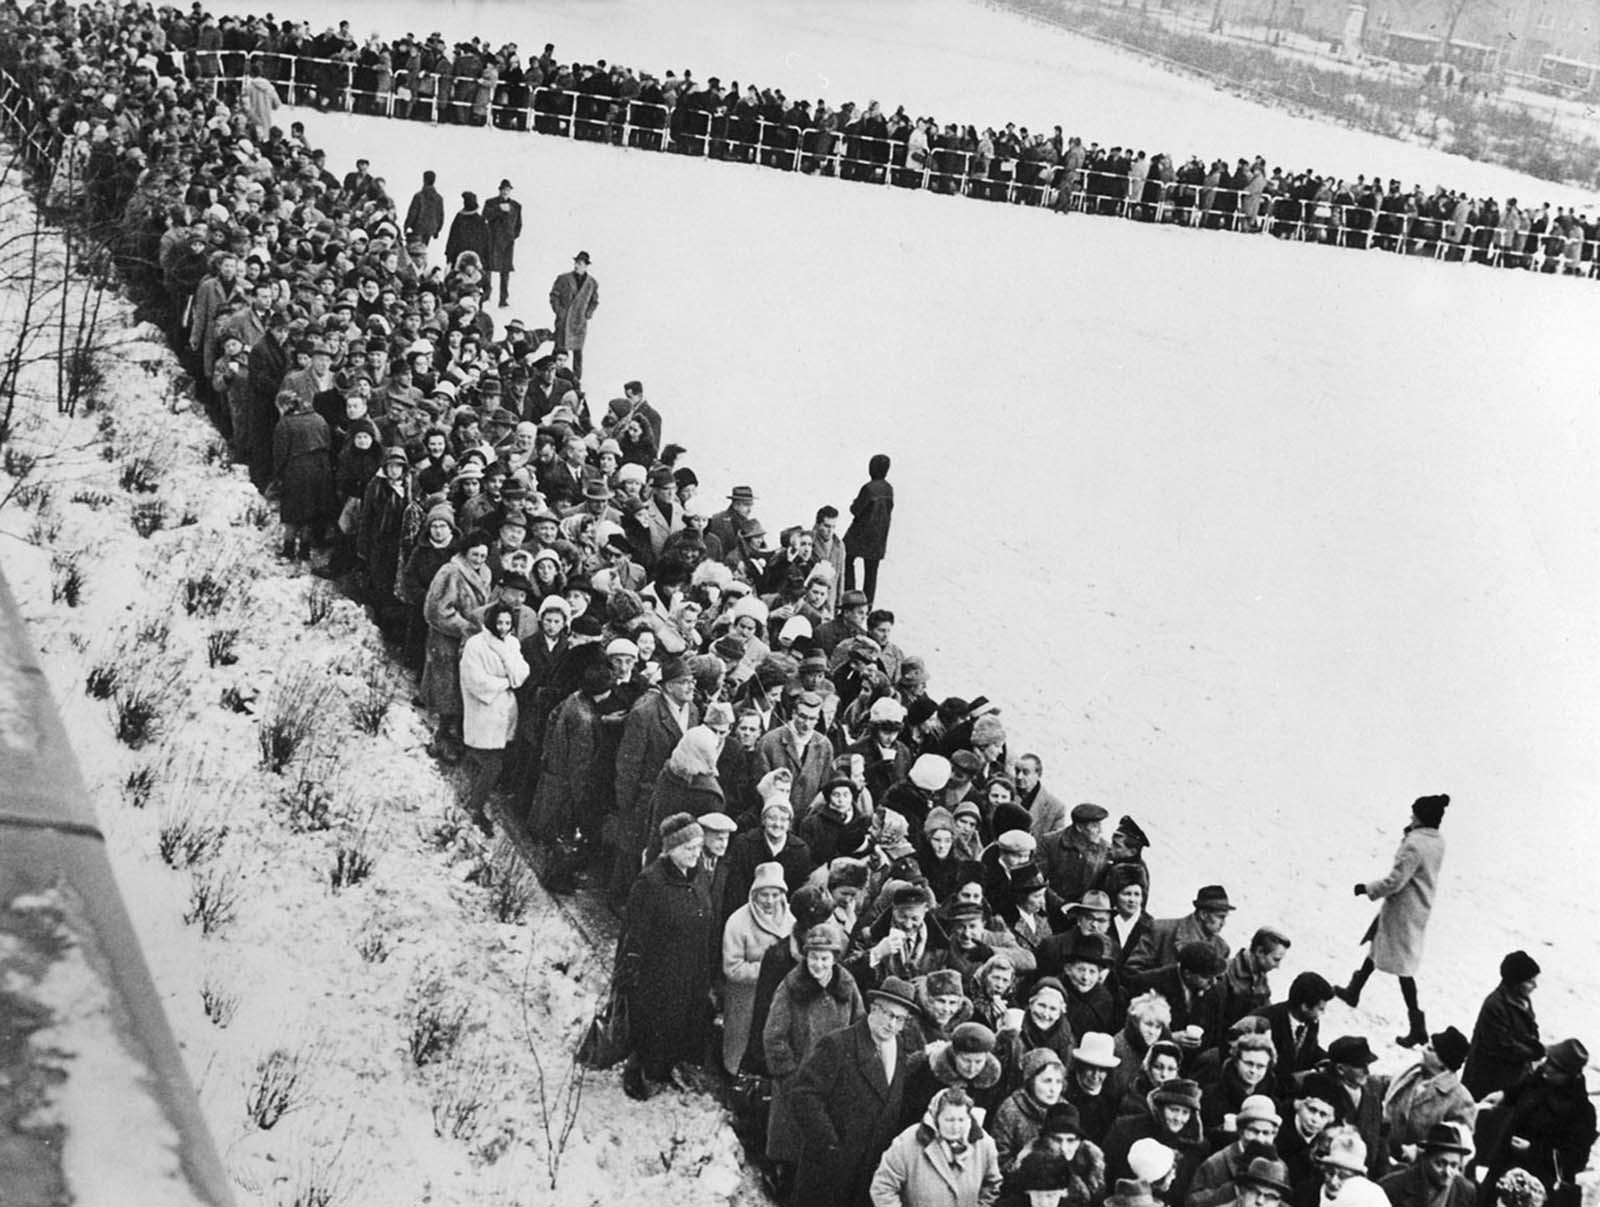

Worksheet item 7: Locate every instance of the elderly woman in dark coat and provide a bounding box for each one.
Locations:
[272,386,335,560]
[421,529,493,760]
[400,502,457,671]
[357,445,414,639]
[619,812,715,1100]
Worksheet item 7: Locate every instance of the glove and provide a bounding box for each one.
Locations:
[1352,882,1367,898]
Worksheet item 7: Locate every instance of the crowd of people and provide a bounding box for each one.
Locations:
[7,1,1600,276]
[1,4,1595,1207]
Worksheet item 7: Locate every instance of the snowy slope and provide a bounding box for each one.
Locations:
[211,0,1600,208]
[290,98,1600,1064]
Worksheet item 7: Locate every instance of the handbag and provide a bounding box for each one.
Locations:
[577,980,631,1070]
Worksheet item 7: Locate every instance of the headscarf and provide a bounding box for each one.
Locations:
[666,724,721,779]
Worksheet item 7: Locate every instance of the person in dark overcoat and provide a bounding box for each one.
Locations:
[610,659,700,901]
[789,975,920,1207]
[529,661,615,850]
[618,812,716,1100]
[271,387,336,561]
[549,251,599,380]
[721,798,814,923]
[404,169,445,248]
[843,452,894,605]
[482,178,523,308]
[1377,1123,1476,1207]
[443,190,491,280]
[356,446,414,638]
[1463,951,1544,1100]
[1477,1040,1596,1207]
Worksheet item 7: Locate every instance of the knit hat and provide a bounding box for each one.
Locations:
[658,812,703,853]
[425,501,457,529]
[1500,950,1541,983]
[1128,1137,1176,1183]
[952,800,982,824]
[750,861,786,896]
[803,921,846,954]
[951,1022,997,1054]
[924,806,956,836]
[1019,1046,1066,1083]
[1429,1026,1471,1072]
[970,714,1005,746]
[1411,793,1449,828]
[908,753,951,791]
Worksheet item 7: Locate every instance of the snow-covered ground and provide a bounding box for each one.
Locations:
[291,80,1600,1062]
[213,0,1600,208]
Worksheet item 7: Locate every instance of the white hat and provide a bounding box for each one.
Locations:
[431,380,457,402]
[605,638,639,659]
[729,595,769,625]
[751,862,787,895]
[1327,1180,1387,1207]
[537,595,571,618]
[869,697,908,725]
[1073,1033,1120,1069]
[778,615,813,644]
[615,463,646,485]
[908,753,951,792]
[1318,1130,1369,1175]
[698,811,737,834]
[407,339,435,358]
[1128,1137,1176,1183]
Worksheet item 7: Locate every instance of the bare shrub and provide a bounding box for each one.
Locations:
[244,1042,320,1130]
[431,1045,501,1143]
[409,971,470,1068]
[220,683,252,713]
[111,678,166,748]
[3,445,37,480]
[131,612,170,652]
[328,833,376,892]
[348,652,391,735]
[278,1128,360,1207]
[205,626,240,667]
[49,549,85,606]
[84,657,119,698]
[130,498,167,537]
[427,806,469,853]
[303,578,336,627]
[27,507,63,546]
[241,497,274,530]
[183,863,240,934]
[118,452,162,494]
[258,665,337,773]
[482,851,535,924]
[354,917,392,964]
[70,488,115,509]
[158,800,229,868]
[282,777,336,833]
[13,480,52,510]
[182,569,229,616]
[123,763,157,809]
[201,979,239,1027]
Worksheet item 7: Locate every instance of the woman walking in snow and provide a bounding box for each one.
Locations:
[1336,794,1449,1048]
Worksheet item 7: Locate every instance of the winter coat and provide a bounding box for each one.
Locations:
[1128,912,1227,976]
[1382,1062,1476,1162]
[1363,825,1443,976]
[239,74,279,139]
[1038,826,1109,903]
[723,895,795,1075]
[421,554,491,716]
[405,184,445,242]
[613,690,699,858]
[1378,1162,1476,1207]
[1101,1107,1207,1200]
[459,629,529,750]
[1024,784,1071,840]
[272,410,335,525]
[530,689,611,842]
[721,829,815,924]
[766,962,867,1162]
[869,1117,1002,1207]
[644,764,726,861]
[1463,984,1543,1099]
[357,476,411,601]
[753,724,836,825]
[844,477,894,560]
[995,1018,1076,1098]
[790,1017,914,1207]
[990,1088,1079,1174]
[444,209,491,267]
[1189,1143,1257,1207]
[619,855,715,1069]
[549,269,599,349]
[1477,1070,1596,1197]
[482,195,522,272]
[902,1041,1005,1128]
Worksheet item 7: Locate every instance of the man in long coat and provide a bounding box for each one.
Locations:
[789,976,919,1207]
[611,658,700,900]
[549,250,599,381]
[483,178,523,308]
[404,169,445,250]
[1335,795,1448,1048]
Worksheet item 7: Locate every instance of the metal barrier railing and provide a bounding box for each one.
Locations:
[164,49,1596,277]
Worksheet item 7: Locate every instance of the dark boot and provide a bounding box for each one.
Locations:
[1397,1009,1428,1048]
[622,1056,652,1101]
[1335,963,1373,1007]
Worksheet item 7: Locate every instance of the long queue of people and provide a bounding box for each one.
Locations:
[9,0,1600,278]
[1,7,1595,1207]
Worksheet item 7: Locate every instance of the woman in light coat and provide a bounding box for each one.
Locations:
[1336,794,1448,1048]
[421,530,493,759]
[459,602,529,830]
[721,861,794,1074]
[870,1086,1003,1207]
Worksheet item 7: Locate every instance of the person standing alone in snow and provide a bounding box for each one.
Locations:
[550,250,599,381]
[483,178,523,309]
[1336,794,1449,1048]
[404,169,445,253]
[844,453,894,606]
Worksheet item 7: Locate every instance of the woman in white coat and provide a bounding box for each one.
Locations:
[721,860,793,1074]
[1336,794,1449,1048]
[459,602,530,832]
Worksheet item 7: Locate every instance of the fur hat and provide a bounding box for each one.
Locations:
[789,884,835,929]
[924,969,964,1000]
[970,714,1005,746]
[1150,1077,1203,1113]
[827,858,870,890]
[951,1022,997,1054]
[658,812,703,853]
[803,921,846,954]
